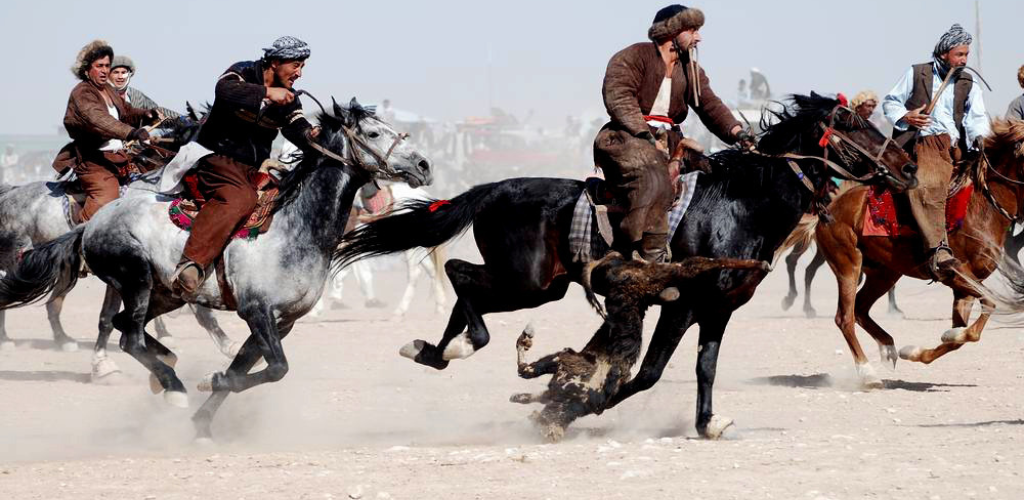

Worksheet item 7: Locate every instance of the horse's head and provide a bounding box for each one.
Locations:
[759,92,918,192]
[316,97,432,188]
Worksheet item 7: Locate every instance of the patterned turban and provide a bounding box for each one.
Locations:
[932,24,972,76]
[262,36,311,61]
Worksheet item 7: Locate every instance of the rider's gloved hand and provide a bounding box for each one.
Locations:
[129,128,150,143]
[735,129,756,150]
[636,130,657,146]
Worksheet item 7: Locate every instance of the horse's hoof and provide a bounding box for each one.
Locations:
[149,374,163,394]
[803,307,817,319]
[879,344,898,369]
[541,423,566,443]
[91,357,121,382]
[441,333,475,361]
[399,340,427,360]
[197,372,216,392]
[163,390,189,408]
[940,327,967,344]
[193,437,215,447]
[781,296,795,311]
[0,340,14,351]
[899,345,923,362]
[157,352,179,368]
[59,340,79,352]
[703,415,734,440]
[857,363,884,390]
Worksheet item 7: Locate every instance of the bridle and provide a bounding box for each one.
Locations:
[265,90,410,177]
[973,143,1024,223]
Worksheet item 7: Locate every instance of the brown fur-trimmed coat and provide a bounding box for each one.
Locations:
[602,42,740,142]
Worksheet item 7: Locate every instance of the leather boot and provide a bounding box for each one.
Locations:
[172,257,205,295]
[929,245,962,282]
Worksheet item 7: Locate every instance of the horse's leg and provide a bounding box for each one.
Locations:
[427,252,447,315]
[392,251,420,317]
[853,270,901,369]
[355,260,384,308]
[402,258,570,370]
[694,312,735,439]
[802,248,827,318]
[46,294,78,352]
[198,306,289,395]
[191,304,240,358]
[781,245,803,311]
[193,320,295,441]
[886,285,905,317]
[828,249,879,388]
[605,304,696,408]
[113,281,187,407]
[1005,225,1024,266]
[0,310,12,350]
[900,292,993,364]
[151,316,175,348]
[91,285,123,382]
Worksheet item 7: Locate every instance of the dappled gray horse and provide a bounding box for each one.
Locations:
[0,99,431,440]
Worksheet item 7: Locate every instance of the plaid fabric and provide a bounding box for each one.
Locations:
[570,172,701,262]
[668,171,699,237]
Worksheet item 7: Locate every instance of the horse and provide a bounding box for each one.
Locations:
[0,98,432,440]
[337,93,918,438]
[0,115,240,377]
[798,119,1024,388]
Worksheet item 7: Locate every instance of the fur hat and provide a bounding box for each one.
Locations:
[71,39,113,81]
[648,5,705,43]
[111,55,135,73]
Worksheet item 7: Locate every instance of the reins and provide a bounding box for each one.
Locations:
[973,146,1023,223]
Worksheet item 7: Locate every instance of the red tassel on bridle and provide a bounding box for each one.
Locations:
[836,93,849,107]
[818,128,834,148]
[428,200,451,212]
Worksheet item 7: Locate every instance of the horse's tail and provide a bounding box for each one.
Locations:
[335,182,499,268]
[774,214,819,265]
[0,226,84,309]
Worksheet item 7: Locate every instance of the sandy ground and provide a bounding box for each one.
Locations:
[1,243,1023,500]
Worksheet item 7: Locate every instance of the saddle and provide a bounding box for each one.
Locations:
[63,145,174,226]
[168,159,283,241]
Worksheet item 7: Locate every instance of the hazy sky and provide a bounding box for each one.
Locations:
[0,0,1019,135]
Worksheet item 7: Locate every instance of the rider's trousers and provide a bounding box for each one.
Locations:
[908,134,959,253]
[74,151,128,222]
[181,154,258,268]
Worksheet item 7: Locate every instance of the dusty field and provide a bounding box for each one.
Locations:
[1,246,1023,500]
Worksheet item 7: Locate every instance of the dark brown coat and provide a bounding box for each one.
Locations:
[53,81,148,173]
[602,42,740,142]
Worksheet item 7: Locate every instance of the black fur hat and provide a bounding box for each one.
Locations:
[648,5,705,43]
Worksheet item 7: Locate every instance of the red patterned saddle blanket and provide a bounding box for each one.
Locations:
[168,168,279,241]
[862,182,973,237]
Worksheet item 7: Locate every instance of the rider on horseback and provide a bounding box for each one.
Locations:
[53,40,160,222]
[595,5,753,263]
[108,55,181,119]
[882,24,990,280]
[173,36,320,294]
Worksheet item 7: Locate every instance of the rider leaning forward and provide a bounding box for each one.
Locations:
[595,4,754,263]
[174,36,321,294]
[882,23,990,281]
[53,40,159,222]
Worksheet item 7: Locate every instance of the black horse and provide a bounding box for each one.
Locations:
[338,93,919,438]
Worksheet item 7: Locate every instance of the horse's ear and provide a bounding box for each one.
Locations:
[349,97,360,110]
[186,101,199,122]
[332,96,344,118]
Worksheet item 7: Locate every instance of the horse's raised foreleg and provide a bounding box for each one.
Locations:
[113,278,187,407]
[91,285,123,382]
[900,293,992,364]
[46,294,78,352]
[853,271,901,369]
[802,248,827,318]
[198,306,288,394]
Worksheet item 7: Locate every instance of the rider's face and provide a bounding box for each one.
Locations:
[856,101,877,120]
[87,56,110,86]
[942,46,970,68]
[675,29,701,50]
[110,67,131,90]
[271,60,305,89]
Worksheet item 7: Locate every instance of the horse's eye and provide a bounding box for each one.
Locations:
[368,132,381,139]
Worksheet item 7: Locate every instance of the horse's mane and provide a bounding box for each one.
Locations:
[757,93,865,156]
[986,119,1024,159]
[272,104,377,214]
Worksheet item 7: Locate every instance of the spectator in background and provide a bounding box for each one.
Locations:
[1006,64,1024,120]
[0,144,18,184]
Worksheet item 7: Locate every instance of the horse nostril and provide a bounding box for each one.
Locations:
[418,159,431,171]
[902,163,918,176]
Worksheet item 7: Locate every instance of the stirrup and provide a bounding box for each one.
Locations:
[171,259,206,295]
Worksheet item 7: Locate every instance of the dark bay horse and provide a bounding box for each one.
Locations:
[802,119,1024,388]
[338,93,918,438]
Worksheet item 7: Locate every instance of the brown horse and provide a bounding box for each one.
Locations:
[799,119,1024,388]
